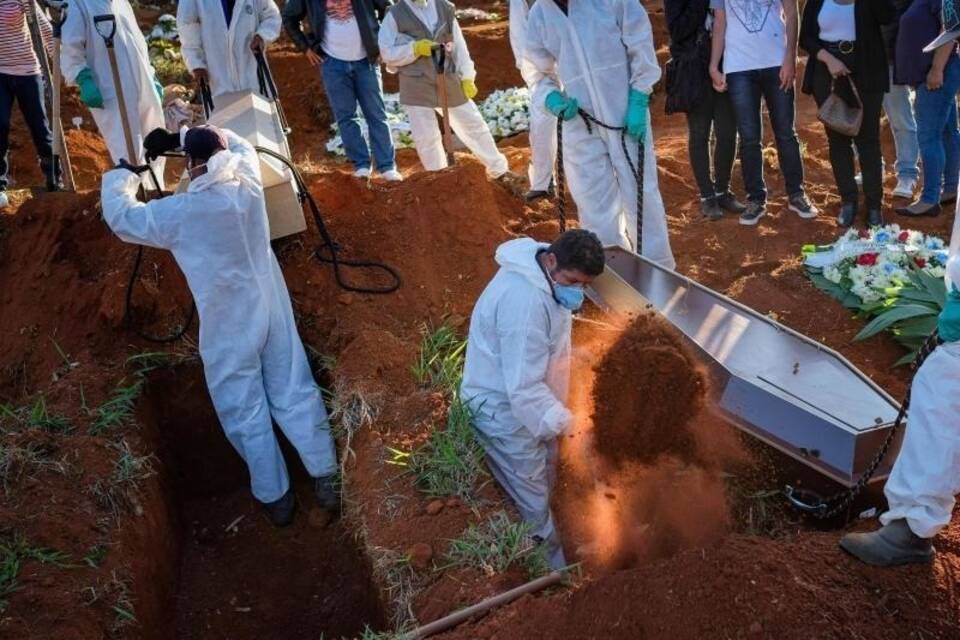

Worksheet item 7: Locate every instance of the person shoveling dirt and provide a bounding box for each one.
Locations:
[591,312,705,466]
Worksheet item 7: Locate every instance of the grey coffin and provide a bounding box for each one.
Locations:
[586,247,903,487]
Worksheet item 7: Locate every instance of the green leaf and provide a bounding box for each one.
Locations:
[854,304,938,342]
[893,315,939,338]
[893,350,919,368]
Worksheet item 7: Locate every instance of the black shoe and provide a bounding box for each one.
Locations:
[264,488,297,527]
[867,207,884,227]
[716,191,747,214]
[941,192,957,205]
[45,174,65,192]
[314,474,339,511]
[837,202,857,228]
[525,181,555,202]
[896,201,942,217]
[788,192,819,219]
[739,201,766,226]
[701,197,722,221]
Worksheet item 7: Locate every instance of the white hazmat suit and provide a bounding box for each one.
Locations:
[62,0,166,186]
[525,0,675,268]
[101,128,337,504]
[509,0,556,193]
[880,250,960,539]
[378,0,509,177]
[461,238,574,569]
[177,0,282,99]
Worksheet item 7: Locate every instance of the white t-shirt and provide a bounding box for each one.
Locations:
[818,0,856,43]
[323,0,367,62]
[711,0,787,74]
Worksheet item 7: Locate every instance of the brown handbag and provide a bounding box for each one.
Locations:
[818,77,863,137]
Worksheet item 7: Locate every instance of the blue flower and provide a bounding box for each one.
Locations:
[926,238,945,250]
[875,231,891,243]
[935,250,949,265]
[883,263,897,274]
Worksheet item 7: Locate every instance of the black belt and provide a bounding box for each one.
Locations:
[821,40,855,55]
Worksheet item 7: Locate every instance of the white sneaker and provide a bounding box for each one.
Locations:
[893,177,917,199]
[0,192,8,208]
[353,167,371,179]
[380,169,403,182]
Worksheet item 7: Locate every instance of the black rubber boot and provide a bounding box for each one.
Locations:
[314,474,339,511]
[264,488,297,527]
[839,519,935,567]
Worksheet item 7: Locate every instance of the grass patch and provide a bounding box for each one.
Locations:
[0,442,69,492]
[0,532,73,612]
[370,546,420,630]
[87,440,156,522]
[443,511,549,579]
[83,543,109,569]
[89,378,143,436]
[0,396,72,434]
[411,323,467,391]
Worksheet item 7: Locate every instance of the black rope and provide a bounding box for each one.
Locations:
[785,330,943,519]
[554,109,644,251]
[255,146,401,295]
[122,165,196,343]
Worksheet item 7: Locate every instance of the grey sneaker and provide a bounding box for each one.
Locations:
[839,519,935,567]
[739,201,766,226]
[716,191,747,214]
[264,488,297,527]
[701,197,722,221]
[788,192,819,219]
[314,474,339,511]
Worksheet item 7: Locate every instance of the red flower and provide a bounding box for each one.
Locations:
[914,257,927,268]
[857,253,879,266]
[858,229,871,239]
[898,231,910,242]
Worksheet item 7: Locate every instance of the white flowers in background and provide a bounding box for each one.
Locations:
[325,87,533,156]
[149,14,178,41]
[455,7,502,21]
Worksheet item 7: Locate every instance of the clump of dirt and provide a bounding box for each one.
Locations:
[590,313,706,466]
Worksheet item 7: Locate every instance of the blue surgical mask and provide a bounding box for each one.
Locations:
[553,283,585,311]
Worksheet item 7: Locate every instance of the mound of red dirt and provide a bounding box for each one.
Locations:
[590,313,706,466]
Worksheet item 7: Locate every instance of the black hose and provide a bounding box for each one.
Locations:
[255,146,401,294]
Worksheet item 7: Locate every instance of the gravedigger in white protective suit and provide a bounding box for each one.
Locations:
[61,0,166,187]
[461,230,606,570]
[378,0,523,190]
[508,0,557,202]
[524,0,675,268]
[177,0,282,98]
[100,125,339,527]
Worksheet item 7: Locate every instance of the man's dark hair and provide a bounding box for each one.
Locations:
[548,229,605,276]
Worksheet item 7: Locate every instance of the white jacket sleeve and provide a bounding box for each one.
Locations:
[378,12,418,70]
[495,292,573,440]
[618,0,661,94]
[256,0,282,42]
[60,0,88,85]
[524,6,561,116]
[176,0,206,72]
[451,19,475,81]
[507,0,528,65]
[221,129,263,187]
[101,169,182,250]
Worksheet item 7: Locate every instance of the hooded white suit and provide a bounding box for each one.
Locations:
[461,237,573,569]
[100,128,337,504]
[509,0,556,193]
[61,0,166,185]
[177,0,282,99]
[525,0,675,268]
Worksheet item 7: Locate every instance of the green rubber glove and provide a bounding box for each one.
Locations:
[939,285,960,343]
[545,90,579,121]
[624,88,649,142]
[154,79,164,101]
[76,67,103,109]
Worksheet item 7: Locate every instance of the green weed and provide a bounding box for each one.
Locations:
[411,323,467,391]
[89,379,143,436]
[0,442,69,492]
[370,546,420,631]
[82,543,109,569]
[443,511,549,579]
[0,533,73,612]
[87,440,156,521]
[407,397,487,502]
[0,396,72,434]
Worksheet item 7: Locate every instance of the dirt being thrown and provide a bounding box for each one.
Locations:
[591,313,706,466]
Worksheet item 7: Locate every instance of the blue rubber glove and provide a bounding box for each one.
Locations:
[624,88,649,142]
[154,79,164,101]
[545,90,579,121]
[76,67,103,109]
[939,285,960,343]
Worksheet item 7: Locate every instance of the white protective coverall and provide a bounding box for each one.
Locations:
[378,0,509,177]
[880,249,960,539]
[177,0,282,98]
[62,0,166,186]
[100,129,337,504]
[525,0,675,268]
[460,238,574,569]
[508,0,556,193]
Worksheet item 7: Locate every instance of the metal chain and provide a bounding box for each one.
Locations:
[797,330,941,519]
[554,110,644,251]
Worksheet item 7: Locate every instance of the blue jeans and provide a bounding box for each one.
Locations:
[320,56,396,172]
[883,66,920,181]
[0,72,55,190]
[726,66,805,204]
[915,56,960,204]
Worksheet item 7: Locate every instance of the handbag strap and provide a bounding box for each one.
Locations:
[830,76,862,108]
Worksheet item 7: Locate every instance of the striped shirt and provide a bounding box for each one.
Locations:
[0,0,52,76]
